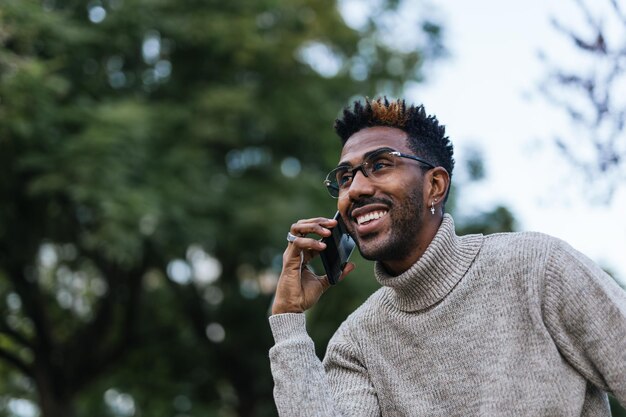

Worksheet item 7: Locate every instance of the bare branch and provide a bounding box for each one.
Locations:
[573,0,602,33]
[539,0,626,201]
[551,13,607,55]
[609,0,626,25]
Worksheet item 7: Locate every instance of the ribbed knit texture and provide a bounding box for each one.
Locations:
[269,215,626,416]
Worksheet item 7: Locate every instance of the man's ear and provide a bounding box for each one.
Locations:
[428,167,450,203]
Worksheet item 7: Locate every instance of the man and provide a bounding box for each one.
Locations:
[268,97,626,416]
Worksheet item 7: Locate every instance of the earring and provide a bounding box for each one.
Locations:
[430,201,435,215]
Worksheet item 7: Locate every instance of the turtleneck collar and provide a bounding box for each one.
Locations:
[375,214,484,312]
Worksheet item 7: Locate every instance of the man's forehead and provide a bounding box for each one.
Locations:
[339,126,410,162]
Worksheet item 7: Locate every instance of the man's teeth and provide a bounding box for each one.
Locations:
[356,211,388,225]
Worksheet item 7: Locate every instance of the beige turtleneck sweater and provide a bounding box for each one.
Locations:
[268,215,626,416]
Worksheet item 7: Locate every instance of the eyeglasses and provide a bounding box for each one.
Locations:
[323,148,436,198]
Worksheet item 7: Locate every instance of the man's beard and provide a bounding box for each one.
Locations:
[355,185,424,263]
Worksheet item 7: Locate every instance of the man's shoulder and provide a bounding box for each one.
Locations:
[472,230,565,272]
[481,229,561,253]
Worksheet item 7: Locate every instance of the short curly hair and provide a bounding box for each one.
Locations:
[334,97,454,187]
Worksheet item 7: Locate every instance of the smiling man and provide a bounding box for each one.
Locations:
[268,98,626,416]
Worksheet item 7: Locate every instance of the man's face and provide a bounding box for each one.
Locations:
[337,126,427,263]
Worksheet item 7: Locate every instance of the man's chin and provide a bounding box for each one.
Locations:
[355,237,389,261]
[357,235,415,263]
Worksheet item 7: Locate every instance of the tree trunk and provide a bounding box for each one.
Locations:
[34,367,75,417]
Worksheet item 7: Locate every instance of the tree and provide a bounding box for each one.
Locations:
[539,0,626,201]
[0,0,446,415]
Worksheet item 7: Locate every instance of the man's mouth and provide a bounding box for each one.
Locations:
[355,210,388,225]
[349,200,392,236]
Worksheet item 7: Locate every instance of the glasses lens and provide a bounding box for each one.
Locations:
[325,179,339,198]
[364,151,397,177]
[323,150,399,198]
[324,167,347,198]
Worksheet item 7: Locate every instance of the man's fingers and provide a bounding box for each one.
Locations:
[290,218,337,239]
[284,221,330,270]
[290,236,327,252]
[283,237,326,269]
[296,216,337,225]
[337,262,356,283]
[311,261,356,291]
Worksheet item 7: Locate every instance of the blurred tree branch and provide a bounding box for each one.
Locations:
[539,0,626,201]
[0,321,33,349]
[0,347,33,378]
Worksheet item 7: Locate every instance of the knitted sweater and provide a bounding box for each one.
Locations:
[268,215,626,416]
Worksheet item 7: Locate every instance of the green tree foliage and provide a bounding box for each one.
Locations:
[0,0,447,416]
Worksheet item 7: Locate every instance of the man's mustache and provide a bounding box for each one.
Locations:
[349,197,393,216]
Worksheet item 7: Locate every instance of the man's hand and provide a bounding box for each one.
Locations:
[271,217,355,315]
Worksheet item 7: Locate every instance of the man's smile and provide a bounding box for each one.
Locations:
[355,210,388,226]
[350,204,391,237]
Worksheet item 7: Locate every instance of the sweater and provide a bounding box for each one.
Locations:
[268,215,626,416]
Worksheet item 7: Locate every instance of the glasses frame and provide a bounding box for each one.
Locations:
[323,150,436,198]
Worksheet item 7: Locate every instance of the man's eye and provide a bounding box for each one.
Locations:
[371,158,393,172]
[338,172,352,186]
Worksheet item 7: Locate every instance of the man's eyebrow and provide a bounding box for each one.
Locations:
[337,147,396,167]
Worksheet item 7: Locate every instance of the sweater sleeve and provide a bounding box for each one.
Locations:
[542,239,626,404]
[324,323,380,415]
[268,313,380,416]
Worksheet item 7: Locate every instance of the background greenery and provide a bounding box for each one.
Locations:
[0,0,623,416]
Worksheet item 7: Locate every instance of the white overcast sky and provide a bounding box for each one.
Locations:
[340,0,626,284]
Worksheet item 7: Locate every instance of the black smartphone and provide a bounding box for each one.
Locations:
[320,211,356,285]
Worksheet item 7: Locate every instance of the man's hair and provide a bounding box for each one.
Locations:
[334,97,455,189]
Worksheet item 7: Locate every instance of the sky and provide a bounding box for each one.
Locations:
[340,0,626,284]
[410,0,626,285]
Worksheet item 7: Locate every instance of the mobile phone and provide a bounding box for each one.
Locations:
[320,211,356,285]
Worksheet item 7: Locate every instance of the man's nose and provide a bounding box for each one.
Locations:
[347,168,375,201]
